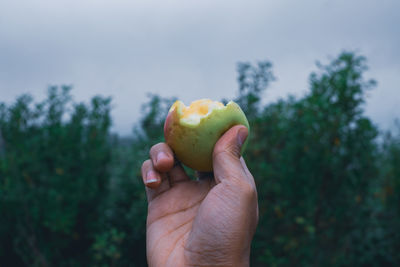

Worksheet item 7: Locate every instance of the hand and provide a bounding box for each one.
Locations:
[141,125,258,267]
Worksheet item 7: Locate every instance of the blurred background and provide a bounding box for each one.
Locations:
[1,0,399,266]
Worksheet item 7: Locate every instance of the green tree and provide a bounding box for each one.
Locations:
[244,52,381,266]
[377,122,400,264]
[236,61,275,119]
[0,86,112,266]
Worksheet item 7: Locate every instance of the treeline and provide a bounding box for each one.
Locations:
[0,52,399,266]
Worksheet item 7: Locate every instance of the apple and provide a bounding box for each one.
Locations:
[163,99,249,171]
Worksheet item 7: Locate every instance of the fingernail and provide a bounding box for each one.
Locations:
[156,152,168,164]
[146,170,158,184]
[237,127,248,147]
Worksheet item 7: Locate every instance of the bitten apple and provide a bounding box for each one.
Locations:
[163,99,249,171]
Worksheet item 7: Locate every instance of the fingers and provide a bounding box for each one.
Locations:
[141,159,170,201]
[212,126,258,229]
[149,143,190,185]
[212,126,258,223]
[142,142,190,201]
[212,125,249,184]
[141,159,162,188]
[150,143,174,172]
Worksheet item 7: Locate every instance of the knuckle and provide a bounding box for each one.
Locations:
[149,144,158,156]
[156,142,167,150]
[150,142,172,158]
[213,144,239,162]
[150,142,162,152]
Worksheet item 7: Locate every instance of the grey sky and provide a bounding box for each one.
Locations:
[0,0,399,135]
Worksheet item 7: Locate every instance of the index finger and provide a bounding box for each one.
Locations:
[149,142,174,173]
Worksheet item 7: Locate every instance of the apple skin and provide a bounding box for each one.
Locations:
[164,101,249,171]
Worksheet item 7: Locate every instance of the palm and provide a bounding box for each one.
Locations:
[146,176,256,266]
[146,179,213,266]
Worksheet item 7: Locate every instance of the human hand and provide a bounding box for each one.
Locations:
[141,125,258,267]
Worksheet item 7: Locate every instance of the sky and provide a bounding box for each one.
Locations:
[0,0,399,135]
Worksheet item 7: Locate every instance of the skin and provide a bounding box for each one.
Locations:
[141,125,259,267]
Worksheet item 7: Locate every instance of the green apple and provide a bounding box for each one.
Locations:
[163,99,249,171]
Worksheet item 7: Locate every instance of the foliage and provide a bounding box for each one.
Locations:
[0,86,112,266]
[0,52,399,266]
[236,61,275,118]
[247,52,382,266]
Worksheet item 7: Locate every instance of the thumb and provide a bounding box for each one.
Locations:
[212,125,248,184]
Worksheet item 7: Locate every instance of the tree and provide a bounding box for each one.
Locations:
[236,61,275,119]
[244,52,381,266]
[0,86,112,266]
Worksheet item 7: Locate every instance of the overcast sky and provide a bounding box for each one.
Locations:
[0,0,399,135]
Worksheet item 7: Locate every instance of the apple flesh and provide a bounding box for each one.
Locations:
[164,99,249,171]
